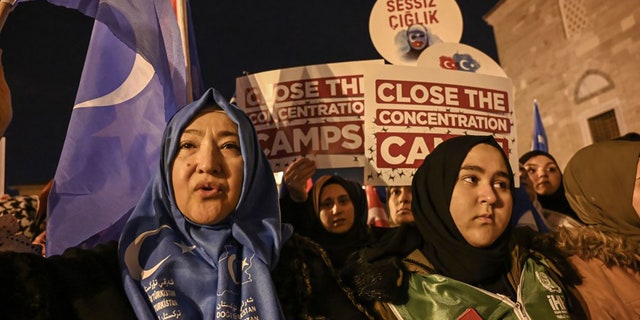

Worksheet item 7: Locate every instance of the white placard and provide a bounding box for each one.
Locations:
[363,64,518,186]
[235,60,384,172]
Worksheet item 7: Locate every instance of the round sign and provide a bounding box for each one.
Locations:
[369,0,463,66]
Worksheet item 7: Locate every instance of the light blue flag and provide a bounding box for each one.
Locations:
[532,100,548,152]
[42,0,203,256]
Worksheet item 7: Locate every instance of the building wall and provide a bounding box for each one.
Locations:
[485,0,639,169]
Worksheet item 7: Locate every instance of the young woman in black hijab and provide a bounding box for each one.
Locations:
[520,150,581,222]
[274,165,375,319]
[288,175,372,265]
[343,135,584,319]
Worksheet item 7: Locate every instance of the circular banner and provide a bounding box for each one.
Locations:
[369,0,463,66]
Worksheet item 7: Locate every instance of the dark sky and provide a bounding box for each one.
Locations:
[0,0,498,187]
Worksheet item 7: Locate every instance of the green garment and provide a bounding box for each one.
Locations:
[390,256,571,320]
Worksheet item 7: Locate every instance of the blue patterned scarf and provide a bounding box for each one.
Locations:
[119,88,291,319]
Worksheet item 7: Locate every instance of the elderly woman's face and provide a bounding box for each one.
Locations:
[449,144,513,248]
[523,155,561,196]
[318,183,355,234]
[171,109,244,225]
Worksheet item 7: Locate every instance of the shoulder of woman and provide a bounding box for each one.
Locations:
[278,233,331,264]
[338,245,410,306]
[511,227,583,287]
[274,234,375,320]
[51,240,120,274]
[554,225,640,271]
[0,251,53,318]
[402,249,435,275]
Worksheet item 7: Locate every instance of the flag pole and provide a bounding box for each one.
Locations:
[174,0,193,102]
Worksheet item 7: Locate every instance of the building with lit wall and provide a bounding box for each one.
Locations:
[485,0,639,168]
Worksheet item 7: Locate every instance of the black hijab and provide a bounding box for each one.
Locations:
[412,135,515,288]
[519,150,580,221]
[305,175,372,268]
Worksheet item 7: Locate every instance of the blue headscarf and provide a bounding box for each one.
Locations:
[118,88,291,319]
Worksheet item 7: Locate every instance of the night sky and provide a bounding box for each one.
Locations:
[0,0,498,188]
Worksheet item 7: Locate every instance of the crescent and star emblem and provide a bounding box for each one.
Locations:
[74,52,154,109]
[124,225,172,281]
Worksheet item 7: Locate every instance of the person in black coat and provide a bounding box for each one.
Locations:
[0,241,135,320]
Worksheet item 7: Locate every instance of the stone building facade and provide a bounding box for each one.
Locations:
[485,0,639,168]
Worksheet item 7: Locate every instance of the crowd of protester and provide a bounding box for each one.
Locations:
[0,50,639,319]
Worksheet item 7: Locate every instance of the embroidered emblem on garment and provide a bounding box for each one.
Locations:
[535,271,561,293]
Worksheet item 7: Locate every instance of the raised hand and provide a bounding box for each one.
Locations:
[283,157,316,202]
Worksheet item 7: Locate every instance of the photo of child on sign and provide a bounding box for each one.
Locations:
[369,0,463,66]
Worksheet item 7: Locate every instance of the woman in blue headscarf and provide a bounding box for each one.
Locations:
[118,88,291,319]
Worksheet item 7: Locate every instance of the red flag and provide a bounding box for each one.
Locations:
[365,185,389,227]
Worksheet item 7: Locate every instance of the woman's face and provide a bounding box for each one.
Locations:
[171,109,244,225]
[388,186,414,225]
[633,158,640,218]
[449,144,513,248]
[523,155,561,196]
[318,183,355,234]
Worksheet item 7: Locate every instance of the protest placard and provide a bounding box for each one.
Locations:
[363,64,517,185]
[235,60,384,172]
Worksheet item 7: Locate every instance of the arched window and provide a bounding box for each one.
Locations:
[574,69,614,104]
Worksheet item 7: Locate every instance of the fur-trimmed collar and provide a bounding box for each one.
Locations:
[553,224,640,271]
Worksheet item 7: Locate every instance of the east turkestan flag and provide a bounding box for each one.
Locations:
[532,99,548,152]
[38,0,203,255]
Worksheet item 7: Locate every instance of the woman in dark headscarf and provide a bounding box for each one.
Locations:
[552,139,640,318]
[344,135,583,319]
[520,150,580,222]
[563,140,640,238]
[386,185,415,226]
[275,170,375,319]
[283,174,372,267]
[118,88,291,319]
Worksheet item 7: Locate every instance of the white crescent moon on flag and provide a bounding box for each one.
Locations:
[74,53,154,109]
[228,254,240,284]
[124,224,172,281]
[459,59,478,71]
[442,59,456,69]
